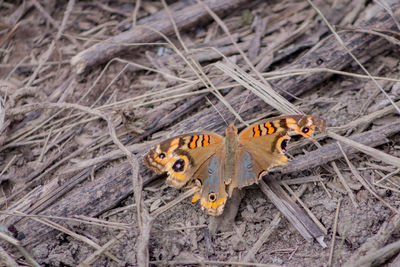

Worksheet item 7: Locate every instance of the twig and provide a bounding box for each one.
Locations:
[79,232,126,266]
[0,229,40,267]
[331,161,358,208]
[328,198,341,267]
[132,0,141,26]
[279,121,400,174]
[337,143,398,213]
[344,213,400,266]
[328,131,400,169]
[71,0,251,73]
[243,212,281,262]
[149,259,281,267]
[306,0,400,114]
[150,187,198,218]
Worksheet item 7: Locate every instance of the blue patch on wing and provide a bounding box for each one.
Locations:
[238,151,258,187]
[203,155,220,192]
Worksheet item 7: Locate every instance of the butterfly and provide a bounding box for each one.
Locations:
[144,115,326,216]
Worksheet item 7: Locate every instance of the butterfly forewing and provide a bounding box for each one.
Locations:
[236,115,325,188]
[144,132,223,188]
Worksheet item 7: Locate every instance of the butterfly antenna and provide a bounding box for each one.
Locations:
[234,90,251,126]
[206,97,228,126]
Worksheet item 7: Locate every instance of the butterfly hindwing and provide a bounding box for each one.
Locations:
[191,151,228,216]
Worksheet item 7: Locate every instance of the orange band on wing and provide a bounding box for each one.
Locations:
[211,198,225,210]
[192,193,200,203]
[189,135,199,149]
[170,172,186,182]
[253,125,261,137]
[200,197,225,210]
[264,122,276,134]
[202,134,210,146]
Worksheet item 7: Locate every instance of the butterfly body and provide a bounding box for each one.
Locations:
[144,115,326,216]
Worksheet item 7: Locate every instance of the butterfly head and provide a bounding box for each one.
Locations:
[225,123,238,136]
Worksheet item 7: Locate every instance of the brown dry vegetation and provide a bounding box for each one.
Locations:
[0,0,400,266]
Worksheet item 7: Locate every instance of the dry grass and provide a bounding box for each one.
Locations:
[0,0,400,266]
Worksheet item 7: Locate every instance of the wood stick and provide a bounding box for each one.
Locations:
[9,4,400,251]
[278,121,400,174]
[10,113,398,248]
[258,179,325,245]
[164,3,400,133]
[344,213,400,267]
[71,0,251,74]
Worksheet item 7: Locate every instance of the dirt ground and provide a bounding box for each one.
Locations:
[0,0,400,266]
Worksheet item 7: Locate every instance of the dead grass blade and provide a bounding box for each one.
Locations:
[0,245,18,267]
[375,168,400,186]
[328,131,400,169]
[0,225,40,267]
[336,27,400,46]
[0,211,130,230]
[306,0,400,114]
[337,143,398,213]
[27,215,120,263]
[263,68,400,83]
[79,232,126,267]
[282,183,328,235]
[0,96,5,133]
[344,213,400,267]
[331,162,358,208]
[214,61,300,115]
[150,187,198,218]
[328,198,341,267]
[243,213,281,262]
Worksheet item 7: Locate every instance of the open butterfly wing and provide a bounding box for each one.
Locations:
[236,115,326,188]
[144,133,223,188]
[190,151,228,216]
